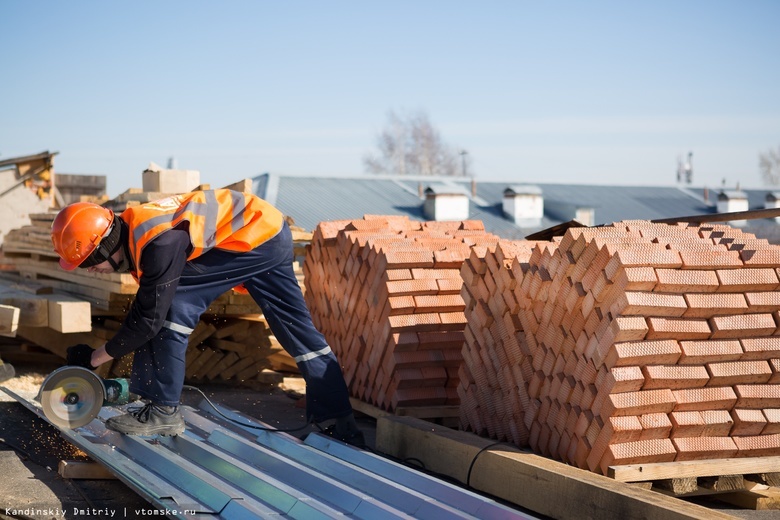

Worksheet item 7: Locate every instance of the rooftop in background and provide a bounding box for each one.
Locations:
[252,172,780,243]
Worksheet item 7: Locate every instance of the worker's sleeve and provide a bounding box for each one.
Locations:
[104,228,191,359]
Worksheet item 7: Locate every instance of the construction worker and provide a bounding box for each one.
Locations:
[51,189,363,444]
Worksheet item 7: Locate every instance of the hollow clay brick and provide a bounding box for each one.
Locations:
[606,248,683,275]
[673,436,738,461]
[383,249,435,269]
[740,336,780,360]
[387,295,416,315]
[678,250,743,270]
[638,412,673,440]
[744,291,780,313]
[678,339,743,365]
[411,267,463,280]
[653,268,719,293]
[386,279,440,296]
[716,267,780,292]
[610,316,650,342]
[611,291,688,317]
[771,359,780,384]
[611,266,658,291]
[604,339,682,368]
[734,384,780,409]
[641,365,709,390]
[740,248,780,267]
[388,312,442,332]
[730,408,767,436]
[682,293,748,318]
[672,387,738,411]
[700,410,734,437]
[646,317,711,340]
[605,415,644,444]
[706,360,773,386]
[762,409,780,435]
[669,411,706,438]
[709,313,777,339]
[601,389,677,418]
[599,438,677,475]
[732,433,780,458]
[604,366,645,393]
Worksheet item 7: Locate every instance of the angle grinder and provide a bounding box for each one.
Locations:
[37,366,134,429]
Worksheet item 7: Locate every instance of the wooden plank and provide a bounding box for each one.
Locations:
[609,456,780,483]
[0,295,48,327]
[715,485,780,510]
[699,474,744,493]
[58,460,117,480]
[376,415,735,520]
[654,477,699,495]
[15,325,104,359]
[0,304,20,337]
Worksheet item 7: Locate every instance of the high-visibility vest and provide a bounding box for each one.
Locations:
[120,189,284,280]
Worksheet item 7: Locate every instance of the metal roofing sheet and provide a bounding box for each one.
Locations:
[1,387,536,520]
[254,173,780,242]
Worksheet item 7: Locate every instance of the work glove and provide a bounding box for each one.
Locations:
[66,344,95,369]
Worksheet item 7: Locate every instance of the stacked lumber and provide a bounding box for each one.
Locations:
[304,215,501,412]
[0,195,307,388]
[458,220,780,475]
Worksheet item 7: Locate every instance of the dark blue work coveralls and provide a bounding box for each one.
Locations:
[129,222,352,423]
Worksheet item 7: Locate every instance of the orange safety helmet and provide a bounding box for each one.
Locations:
[51,202,116,270]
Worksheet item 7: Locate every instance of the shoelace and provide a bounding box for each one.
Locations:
[129,403,152,423]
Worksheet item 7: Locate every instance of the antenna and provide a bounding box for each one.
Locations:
[676,151,693,184]
[685,151,693,184]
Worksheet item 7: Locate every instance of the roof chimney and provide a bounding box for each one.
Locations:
[503,185,543,226]
[423,184,470,221]
[765,192,780,222]
[717,189,748,227]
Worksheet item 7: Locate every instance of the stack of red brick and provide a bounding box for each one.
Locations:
[304,215,500,410]
[458,221,780,474]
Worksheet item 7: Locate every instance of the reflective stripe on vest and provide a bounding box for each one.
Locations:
[121,189,284,280]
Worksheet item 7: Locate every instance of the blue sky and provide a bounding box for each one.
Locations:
[2,1,779,197]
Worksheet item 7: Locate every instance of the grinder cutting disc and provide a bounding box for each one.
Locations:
[39,366,105,429]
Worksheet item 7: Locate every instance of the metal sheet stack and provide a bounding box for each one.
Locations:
[458,221,780,474]
[304,215,501,411]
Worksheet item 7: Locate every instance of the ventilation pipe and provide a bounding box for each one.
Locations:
[717,189,749,227]
[423,184,470,221]
[503,185,544,226]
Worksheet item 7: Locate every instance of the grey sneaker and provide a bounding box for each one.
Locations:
[105,403,185,436]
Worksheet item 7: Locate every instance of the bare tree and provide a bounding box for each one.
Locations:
[760,145,780,186]
[364,110,469,176]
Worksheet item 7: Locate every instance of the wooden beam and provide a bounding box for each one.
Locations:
[0,304,20,337]
[610,456,780,483]
[376,416,737,520]
[47,299,92,333]
[0,295,47,327]
[16,326,104,359]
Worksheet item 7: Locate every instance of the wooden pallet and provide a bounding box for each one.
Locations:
[610,457,780,509]
[349,397,460,427]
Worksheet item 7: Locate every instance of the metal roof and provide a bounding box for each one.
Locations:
[253,173,780,242]
[1,387,535,520]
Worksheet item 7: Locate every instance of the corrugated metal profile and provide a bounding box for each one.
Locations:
[1,387,537,519]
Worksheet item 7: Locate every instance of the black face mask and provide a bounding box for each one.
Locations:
[79,248,110,268]
[78,219,123,269]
